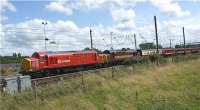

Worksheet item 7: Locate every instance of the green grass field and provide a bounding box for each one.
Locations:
[0,56,27,64]
[1,58,200,110]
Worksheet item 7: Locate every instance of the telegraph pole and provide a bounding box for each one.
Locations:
[110,32,113,50]
[110,32,114,79]
[169,39,173,48]
[42,21,48,51]
[134,34,137,50]
[154,16,159,54]
[182,27,186,54]
[90,29,93,50]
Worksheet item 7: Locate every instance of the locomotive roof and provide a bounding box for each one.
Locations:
[46,50,97,54]
[32,50,97,57]
[109,50,136,53]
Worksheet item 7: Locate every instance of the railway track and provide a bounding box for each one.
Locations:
[31,72,81,87]
[31,66,116,87]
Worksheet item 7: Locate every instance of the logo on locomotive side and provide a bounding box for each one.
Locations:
[57,59,70,63]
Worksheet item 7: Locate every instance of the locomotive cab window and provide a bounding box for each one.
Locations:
[32,52,46,61]
[32,52,39,58]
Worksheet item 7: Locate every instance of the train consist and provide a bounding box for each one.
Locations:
[20,48,200,78]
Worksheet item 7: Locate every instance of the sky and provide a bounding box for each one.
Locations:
[0,0,200,56]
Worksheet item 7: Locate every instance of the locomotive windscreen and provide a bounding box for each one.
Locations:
[32,52,39,58]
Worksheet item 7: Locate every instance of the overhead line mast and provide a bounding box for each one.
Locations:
[134,34,137,50]
[90,29,93,50]
[182,27,186,54]
[110,32,113,50]
[154,16,159,54]
[169,39,173,48]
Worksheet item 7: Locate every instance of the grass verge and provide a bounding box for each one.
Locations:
[1,58,200,110]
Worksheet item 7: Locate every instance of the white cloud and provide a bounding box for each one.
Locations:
[1,15,8,21]
[45,1,73,15]
[0,0,16,22]
[1,18,140,56]
[156,17,200,46]
[45,0,140,31]
[1,15,200,56]
[1,0,199,55]
[115,19,136,30]
[0,0,16,12]
[45,0,190,18]
[111,8,136,30]
[162,17,200,38]
[129,14,200,47]
[1,19,81,55]
[45,0,144,15]
[52,20,78,31]
[0,19,101,55]
[111,8,135,22]
[0,24,4,49]
[150,0,190,17]
[44,0,152,31]
[79,0,139,9]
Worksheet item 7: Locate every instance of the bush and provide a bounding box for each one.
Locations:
[0,56,28,64]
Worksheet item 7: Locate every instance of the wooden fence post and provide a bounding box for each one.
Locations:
[60,77,64,87]
[34,81,37,104]
[17,76,21,93]
[81,71,84,87]
[111,66,114,79]
[136,91,138,100]
[156,55,159,66]
[132,64,134,74]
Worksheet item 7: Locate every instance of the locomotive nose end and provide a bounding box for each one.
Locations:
[20,58,32,73]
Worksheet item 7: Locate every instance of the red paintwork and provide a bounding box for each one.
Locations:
[30,51,104,71]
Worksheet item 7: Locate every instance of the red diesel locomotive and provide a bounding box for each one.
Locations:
[21,51,106,76]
